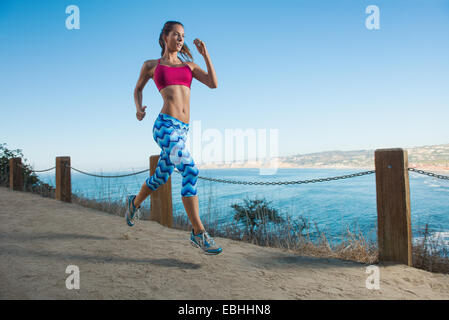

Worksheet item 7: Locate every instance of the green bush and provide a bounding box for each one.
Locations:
[0,143,54,196]
[231,198,284,237]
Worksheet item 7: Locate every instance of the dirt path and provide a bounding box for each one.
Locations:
[1,186,449,299]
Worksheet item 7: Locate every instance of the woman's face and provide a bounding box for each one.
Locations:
[165,24,185,52]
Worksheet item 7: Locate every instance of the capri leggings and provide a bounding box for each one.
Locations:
[145,113,199,197]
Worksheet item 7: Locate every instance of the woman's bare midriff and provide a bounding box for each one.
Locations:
[159,85,191,124]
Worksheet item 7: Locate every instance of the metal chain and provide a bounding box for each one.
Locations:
[15,160,449,184]
[17,163,56,173]
[66,165,148,178]
[29,166,56,173]
[408,168,449,180]
[175,168,376,185]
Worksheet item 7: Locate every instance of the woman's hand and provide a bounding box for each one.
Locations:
[194,38,208,57]
[136,105,147,121]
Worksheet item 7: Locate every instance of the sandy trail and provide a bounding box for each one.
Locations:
[1,186,448,299]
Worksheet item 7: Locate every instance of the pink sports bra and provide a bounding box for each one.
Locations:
[153,58,193,92]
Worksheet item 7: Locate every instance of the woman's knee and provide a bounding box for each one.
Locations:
[146,161,173,191]
[180,163,199,197]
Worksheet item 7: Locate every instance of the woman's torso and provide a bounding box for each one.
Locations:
[149,58,193,124]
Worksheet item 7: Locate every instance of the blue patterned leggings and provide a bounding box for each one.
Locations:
[145,113,199,197]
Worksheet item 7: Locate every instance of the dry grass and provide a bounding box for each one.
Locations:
[412,224,449,274]
[172,211,379,265]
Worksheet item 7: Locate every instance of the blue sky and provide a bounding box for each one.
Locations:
[1,0,448,171]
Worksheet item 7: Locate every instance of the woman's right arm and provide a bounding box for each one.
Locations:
[134,61,153,118]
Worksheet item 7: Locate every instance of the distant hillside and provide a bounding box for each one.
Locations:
[197,143,449,171]
[280,143,449,169]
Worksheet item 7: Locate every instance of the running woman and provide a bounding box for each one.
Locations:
[127,21,222,255]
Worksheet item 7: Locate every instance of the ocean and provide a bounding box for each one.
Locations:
[36,167,449,246]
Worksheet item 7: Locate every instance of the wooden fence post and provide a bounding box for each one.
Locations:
[56,156,71,203]
[9,157,23,191]
[375,148,412,266]
[148,155,173,228]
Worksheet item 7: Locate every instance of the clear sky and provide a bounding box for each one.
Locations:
[1,0,448,171]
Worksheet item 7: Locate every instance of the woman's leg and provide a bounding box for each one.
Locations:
[141,113,206,235]
[182,195,204,234]
[135,148,175,208]
[133,182,152,208]
[134,158,204,234]
[177,147,222,254]
[173,138,204,234]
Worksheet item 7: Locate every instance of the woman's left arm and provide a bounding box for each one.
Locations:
[191,38,218,88]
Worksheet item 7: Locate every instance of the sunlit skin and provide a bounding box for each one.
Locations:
[132,24,218,234]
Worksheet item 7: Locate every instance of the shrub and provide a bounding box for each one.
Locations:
[0,142,54,196]
[231,198,284,238]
